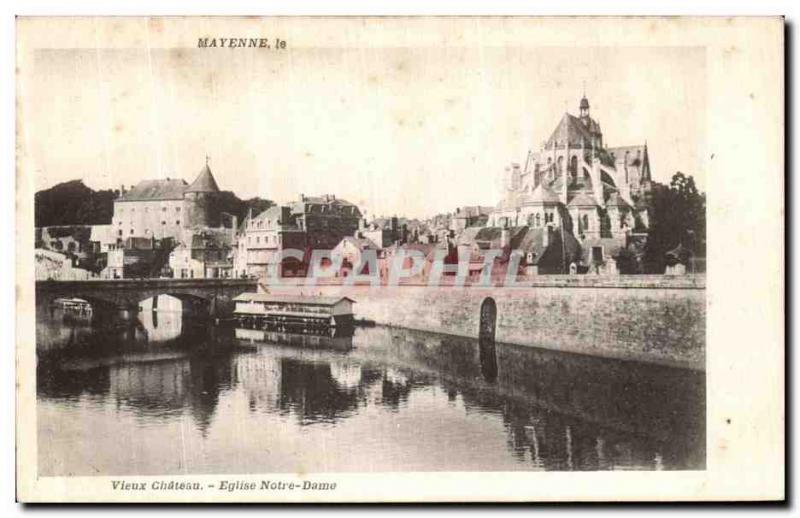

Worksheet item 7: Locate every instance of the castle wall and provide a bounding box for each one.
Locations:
[112,199,188,241]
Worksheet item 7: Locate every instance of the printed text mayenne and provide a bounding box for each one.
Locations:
[198,37,287,49]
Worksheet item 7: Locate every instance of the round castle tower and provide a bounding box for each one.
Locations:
[184,162,221,228]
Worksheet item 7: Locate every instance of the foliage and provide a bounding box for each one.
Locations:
[35,180,119,227]
[643,172,706,273]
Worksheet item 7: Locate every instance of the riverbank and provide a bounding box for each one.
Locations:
[266,276,706,370]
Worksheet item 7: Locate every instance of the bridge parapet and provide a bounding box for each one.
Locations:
[36,278,259,316]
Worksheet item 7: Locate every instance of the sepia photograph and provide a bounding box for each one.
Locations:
[14,16,783,503]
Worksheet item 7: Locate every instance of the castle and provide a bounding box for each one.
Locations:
[110,160,226,244]
[488,95,652,240]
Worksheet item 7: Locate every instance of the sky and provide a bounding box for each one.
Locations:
[21,43,706,219]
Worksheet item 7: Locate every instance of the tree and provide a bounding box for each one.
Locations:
[643,172,706,273]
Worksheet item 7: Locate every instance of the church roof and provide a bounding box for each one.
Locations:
[605,192,632,208]
[528,184,561,204]
[607,145,647,168]
[186,165,220,193]
[544,113,601,150]
[567,190,598,208]
[118,179,189,201]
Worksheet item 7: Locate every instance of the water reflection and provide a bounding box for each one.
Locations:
[37,306,705,475]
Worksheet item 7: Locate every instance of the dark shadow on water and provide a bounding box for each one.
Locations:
[36,308,706,473]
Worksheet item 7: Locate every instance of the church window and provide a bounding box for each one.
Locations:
[176,220,180,225]
[582,214,589,231]
[570,156,578,179]
[118,229,123,236]
[130,229,134,234]
[535,213,541,227]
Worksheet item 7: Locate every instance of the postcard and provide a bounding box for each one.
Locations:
[15,16,784,502]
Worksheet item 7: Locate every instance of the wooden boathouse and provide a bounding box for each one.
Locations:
[233,293,355,330]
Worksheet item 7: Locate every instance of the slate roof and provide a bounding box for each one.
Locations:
[118,179,189,201]
[338,236,380,250]
[605,192,632,208]
[567,191,598,207]
[233,293,355,306]
[544,113,602,150]
[607,145,647,167]
[185,165,220,193]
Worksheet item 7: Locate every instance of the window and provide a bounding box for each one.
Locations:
[162,221,166,225]
[130,229,134,234]
[176,220,180,225]
[535,214,541,227]
[162,207,167,212]
[118,230,123,236]
[582,214,589,231]
[176,207,181,212]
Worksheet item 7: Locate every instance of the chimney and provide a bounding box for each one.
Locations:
[300,194,305,202]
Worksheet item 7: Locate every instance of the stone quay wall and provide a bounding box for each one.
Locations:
[267,276,706,370]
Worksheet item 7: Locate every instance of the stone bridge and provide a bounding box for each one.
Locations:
[36,278,258,317]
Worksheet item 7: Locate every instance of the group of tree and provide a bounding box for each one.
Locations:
[642,172,706,273]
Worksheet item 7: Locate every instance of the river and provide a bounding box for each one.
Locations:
[36,298,705,475]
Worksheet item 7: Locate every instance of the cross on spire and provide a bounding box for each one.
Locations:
[205,154,210,167]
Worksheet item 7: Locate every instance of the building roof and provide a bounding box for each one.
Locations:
[185,164,220,193]
[248,206,301,231]
[567,190,598,208]
[607,145,647,168]
[454,206,493,219]
[118,179,189,201]
[189,229,233,249]
[544,113,601,150]
[605,192,632,208]
[338,235,380,250]
[233,293,356,306]
[291,194,361,217]
[524,184,561,205]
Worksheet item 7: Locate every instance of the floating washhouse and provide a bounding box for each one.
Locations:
[233,293,355,330]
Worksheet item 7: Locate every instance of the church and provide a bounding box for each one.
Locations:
[485,95,653,273]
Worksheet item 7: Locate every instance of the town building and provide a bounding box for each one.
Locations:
[331,235,382,277]
[234,205,306,278]
[234,195,363,278]
[34,248,94,281]
[449,206,493,233]
[168,228,235,279]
